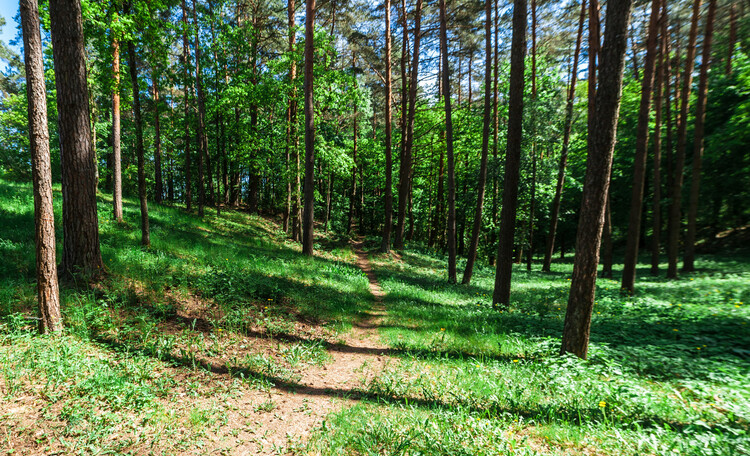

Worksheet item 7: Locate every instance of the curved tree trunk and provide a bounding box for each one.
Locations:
[21,0,62,333]
[49,0,105,278]
[561,0,633,359]
[492,0,527,308]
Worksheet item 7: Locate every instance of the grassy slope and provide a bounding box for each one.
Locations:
[1,177,748,455]
[308,244,750,455]
[0,178,371,454]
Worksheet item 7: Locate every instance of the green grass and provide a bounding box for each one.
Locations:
[305,243,749,455]
[1,177,748,455]
[0,178,370,454]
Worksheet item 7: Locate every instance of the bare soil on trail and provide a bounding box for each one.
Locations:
[194,239,392,455]
[0,241,394,456]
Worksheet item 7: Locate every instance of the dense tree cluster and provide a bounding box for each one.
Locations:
[1,0,748,356]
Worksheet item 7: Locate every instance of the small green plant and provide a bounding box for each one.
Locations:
[254,398,277,413]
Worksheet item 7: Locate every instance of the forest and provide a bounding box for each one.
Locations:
[0,0,748,453]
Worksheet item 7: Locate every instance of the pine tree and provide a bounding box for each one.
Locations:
[492,0,527,308]
[21,0,62,333]
[49,0,105,278]
[561,0,633,358]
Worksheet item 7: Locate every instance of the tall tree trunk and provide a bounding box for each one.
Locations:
[560,0,632,359]
[248,12,261,215]
[302,0,316,256]
[587,0,600,141]
[621,0,661,294]
[380,0,394,253]
[492,0,527,308]
[128,40,150,247]
[348,57,359,234]
[438,0,456,281]
[112,34,123,222]
[667,0,701,279]
[526,0,538,272]
[651,0,668,275]
[461,0,492,284]
[394,0,411,250]
[288,0,302,241]
[194,0,208,216]
[21,0,62,333]
[283,2,294,233]
[489,0,499,266]
[182,0,193,212]
[49,0,105,278]
[153,69,163,204]
[683,0,717,272]
[543,0,586,272]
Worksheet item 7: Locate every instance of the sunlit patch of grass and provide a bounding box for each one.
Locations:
[308,241,750,455]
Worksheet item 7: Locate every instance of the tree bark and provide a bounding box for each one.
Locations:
[621,0,661,294]
[667,0,701,279]
[492,0,526,308]
[461,0,492,285]
[182,0,193,212]
[153,69,163,204]
[438,0,457,282]
[127,40,150,247]
[683,0,717,272]
[49,0,105,278]
[489,0,499,266]
[112,34,124,222]
[194,0,207,217]
[348,57,359,234]
[560,0,632,359]
[543,0,586,272]
[526,0,538,272]
[288,0,302,241]
[380,0,394,253]
[302,0,316,256]
[283,1,295,233]
[651,0,668,275]
[394,0,416,250]
[21,0,62,333]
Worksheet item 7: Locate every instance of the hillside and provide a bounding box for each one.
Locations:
[1,178,748,455]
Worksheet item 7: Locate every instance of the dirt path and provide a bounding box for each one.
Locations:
[194,239,392,455]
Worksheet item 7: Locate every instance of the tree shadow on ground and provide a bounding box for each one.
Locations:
[89,328,748,440]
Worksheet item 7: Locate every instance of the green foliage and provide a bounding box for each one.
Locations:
[307,246,750,456]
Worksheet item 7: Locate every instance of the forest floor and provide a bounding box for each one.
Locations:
[0,177,749,455]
